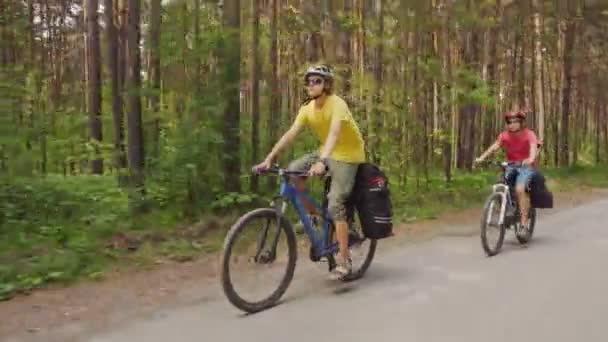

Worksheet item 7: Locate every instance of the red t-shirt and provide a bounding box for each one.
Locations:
[498,128,539,165]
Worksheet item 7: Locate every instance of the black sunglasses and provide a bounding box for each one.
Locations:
[305,78,324,86]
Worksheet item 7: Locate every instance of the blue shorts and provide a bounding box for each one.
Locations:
[505,165,536,188]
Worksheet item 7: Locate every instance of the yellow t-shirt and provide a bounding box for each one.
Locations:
[294,95,366,163]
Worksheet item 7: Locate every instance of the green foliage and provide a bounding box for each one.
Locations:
[391,170,491,222]
[455,67,496,109]
[544,164,608,189]
[0,175,130,299]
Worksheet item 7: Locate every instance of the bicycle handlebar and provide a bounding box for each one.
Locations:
[481,160,524,168]
[251,165,310,177]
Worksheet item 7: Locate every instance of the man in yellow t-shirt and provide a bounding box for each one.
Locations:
[253,64,366,279]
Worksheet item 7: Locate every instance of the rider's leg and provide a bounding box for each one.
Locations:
[326,159,359,277]
[287,153,319,216]
[515,167,534,226]
[515,185,530,224]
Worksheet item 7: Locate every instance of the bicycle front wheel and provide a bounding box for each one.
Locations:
[220,208,297,313]
[480,193,506,256]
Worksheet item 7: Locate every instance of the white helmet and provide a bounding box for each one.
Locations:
[304,64,334,82]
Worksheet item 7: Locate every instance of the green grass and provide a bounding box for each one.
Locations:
[543,164,608,190]
[1,164,607,300]
[390,173,492,222]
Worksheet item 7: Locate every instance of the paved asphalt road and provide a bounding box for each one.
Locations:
[83,197,608,341]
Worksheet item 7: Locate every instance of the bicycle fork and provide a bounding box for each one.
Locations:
[488,184,510,226]
[254,199,288,263]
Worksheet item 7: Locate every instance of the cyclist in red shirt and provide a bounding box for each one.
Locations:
[475,111,539,236]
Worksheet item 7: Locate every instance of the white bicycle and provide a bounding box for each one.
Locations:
[479,161,537,256]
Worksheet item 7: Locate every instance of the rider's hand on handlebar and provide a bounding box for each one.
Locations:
[473,157,484,169]
[252,159,272,174]
[308,161,327,177]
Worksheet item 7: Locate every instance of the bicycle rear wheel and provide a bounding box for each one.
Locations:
[480,193,506,256]
[220,208,297,313]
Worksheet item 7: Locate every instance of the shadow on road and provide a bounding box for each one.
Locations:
[326,262,415,296]
[233,262,413,318]
[491,234,563,257]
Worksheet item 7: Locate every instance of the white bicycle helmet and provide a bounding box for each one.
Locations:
[304,64,334,82]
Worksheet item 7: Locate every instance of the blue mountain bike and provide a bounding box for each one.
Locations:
[220,166,377,313]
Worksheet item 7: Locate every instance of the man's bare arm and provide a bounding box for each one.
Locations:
[264,121,304,163]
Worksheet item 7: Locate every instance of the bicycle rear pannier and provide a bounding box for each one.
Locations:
[352,163,394,239]
[529,172,554,209]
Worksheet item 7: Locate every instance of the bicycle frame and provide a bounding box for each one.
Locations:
[275,175,339,259]
[486,162,520,226]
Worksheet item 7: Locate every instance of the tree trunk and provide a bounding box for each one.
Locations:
[431,0,439,135]
[127,0,145,186]
[303,0,323,62]
[485,0,501,149]
[442,2,453,183]
[358,0,368,124]
[594,96,601,164]
[86,0,103,174]
[560,15,576,167]
[327,0,339,62]
[412,15,421,188]
[149,0,161,158]
[193,0,202,120]
[28,0,35,70]
[603,101,608,163]
[250,0,261,192]
[554,17,563,166]
[372,0,384,165]
[119,0,128,90]
[532,0,545,142]
[517,13,526,109]
[267,0,280,189]
[458,3,479,172]
[106,0,127,173]
[342,0,354,103]
[221,0,241,193]
[450,32,458,171]
[573,83,584,165]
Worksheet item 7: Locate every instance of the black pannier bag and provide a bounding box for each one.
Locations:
[349,163,394,239]
[529,171,554,209]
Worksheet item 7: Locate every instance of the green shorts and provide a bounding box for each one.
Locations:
[287,152,360,221]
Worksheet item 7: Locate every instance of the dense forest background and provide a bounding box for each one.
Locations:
[1,0,608,298]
